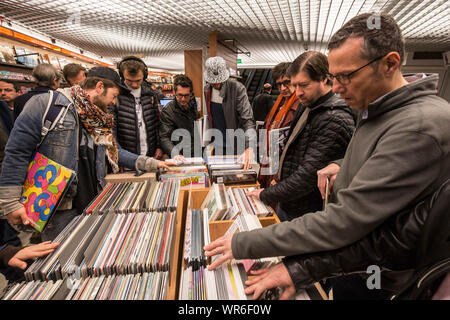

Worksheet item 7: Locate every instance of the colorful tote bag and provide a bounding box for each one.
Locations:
[20,152,75,232]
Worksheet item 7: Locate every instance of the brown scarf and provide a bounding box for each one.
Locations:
[71,86,119,173]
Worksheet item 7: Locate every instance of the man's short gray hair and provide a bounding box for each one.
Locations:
[32,63,62,87]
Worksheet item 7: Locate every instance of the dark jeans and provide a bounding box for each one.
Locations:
[41,209,79,242]
[277,205,289,222]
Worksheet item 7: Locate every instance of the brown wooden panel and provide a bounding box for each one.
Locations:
[184,49,203,115]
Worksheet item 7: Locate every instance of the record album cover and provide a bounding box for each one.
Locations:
[20,152,75,232]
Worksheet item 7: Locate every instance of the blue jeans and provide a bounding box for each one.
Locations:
[41,209,79,242]
[277,205,289,222]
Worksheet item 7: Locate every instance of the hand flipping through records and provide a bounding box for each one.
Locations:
[244,262,296,300]
[204,233,234,270]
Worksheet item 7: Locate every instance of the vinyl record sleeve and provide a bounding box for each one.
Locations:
[21,152,75,232]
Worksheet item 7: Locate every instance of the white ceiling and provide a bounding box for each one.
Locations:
[0,0,449,71]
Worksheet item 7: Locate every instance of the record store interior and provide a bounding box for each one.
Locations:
[0,0,449,302]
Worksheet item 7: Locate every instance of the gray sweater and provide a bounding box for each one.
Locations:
[232,74,450,259]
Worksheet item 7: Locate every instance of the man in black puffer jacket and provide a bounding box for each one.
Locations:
[248,51,355,221]
[112,56,163,160]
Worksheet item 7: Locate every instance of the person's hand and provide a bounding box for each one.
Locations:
[204,233,234,270]
[245,262,296,300]
[8,241,60,270]
[238,148,254,170]
[270,179,277,186]
[317,163,340,200]
[154,148,164,160]
[7,206,31,226]
[173,154,187,164]
[246,188,264,200]
[157,161,173,170]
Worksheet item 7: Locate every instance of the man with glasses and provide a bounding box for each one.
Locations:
[113,56,163,163]
[159,74,200,158]
[204,13,450,300]
[248,52,355,222]
[264,63,299,133]
[259,62,301,188]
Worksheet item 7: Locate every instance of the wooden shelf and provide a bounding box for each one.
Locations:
[166,189,189,300]
[0,62,34,70]
[0,78,35,83]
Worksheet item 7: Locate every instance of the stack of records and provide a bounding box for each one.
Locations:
[183,208,210,269]
[206,155,240,165]
[24,210,177,283]
[206,155,257,185]
[6,179,182,300]
[84,180,180,214]
[224,214,280,273]
[3,272,169,300]
[165,157,205,166]
[143,180,181,212]
[200,184,273,221]
[227,186,273,218]
[179,214,278,300]
[200,183,231,221]
[159,161,209,189]
[179,264,252,300]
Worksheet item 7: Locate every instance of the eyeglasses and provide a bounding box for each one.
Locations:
[275,79,291,89]
[328,55,384,85]
[176,93,191,99]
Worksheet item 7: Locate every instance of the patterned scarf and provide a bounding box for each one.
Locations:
[71,86,119,173]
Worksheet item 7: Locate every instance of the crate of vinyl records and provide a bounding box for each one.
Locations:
[2,180,186,300]
[177,185,328,301]
[206,155,258,186]
[178,187,282,300]
[159,157,209,189]
[191,183,278,241]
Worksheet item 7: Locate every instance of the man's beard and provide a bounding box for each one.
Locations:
[92,94,108,111]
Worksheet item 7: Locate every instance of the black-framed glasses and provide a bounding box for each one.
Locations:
[328,55,384,85]
[175,93,191,99]
[275,79,291,89]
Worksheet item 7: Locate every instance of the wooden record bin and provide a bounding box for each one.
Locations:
[188,187,280,242]
[176,187,328,300]
[174,187,280,300]
[166,188,189,300]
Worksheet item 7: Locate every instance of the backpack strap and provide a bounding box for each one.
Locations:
[37,90,70,148]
